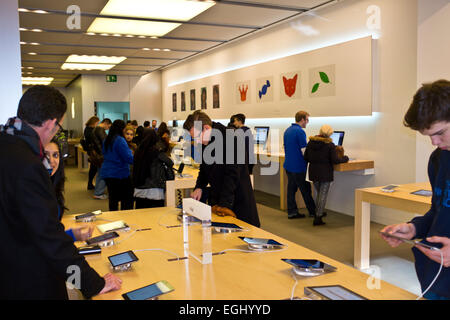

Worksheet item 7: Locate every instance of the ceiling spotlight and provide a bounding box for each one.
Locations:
[19,28,28,31]
[31,29,43,32]
[30,42,40,45]
[28,52,38,55]
[113,34,122,37]
[153,48,161,51]
[142,48,151,51]
[20,41,27,45]
[150,36,158,39]
[163,49,171,51]
[33,10,49,14]
[18,8,30,12]
[138,35,146,38]
[125,35,135,38]
[86,32,96,35]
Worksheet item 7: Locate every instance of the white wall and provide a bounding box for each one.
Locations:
[161,0,421,225]
[415,0,450,182]
[64,77,83,138]
[81,73,162,129]
[0,0,22,124]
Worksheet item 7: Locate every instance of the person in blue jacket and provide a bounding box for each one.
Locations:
[100,119,134,211]
[381,79,450,300]
[283,110,316,219]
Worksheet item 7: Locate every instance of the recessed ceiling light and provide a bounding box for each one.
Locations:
[66,55,127,64]
[19,28,28,31]
[100,33,110,36]
[18,8,29,12]
[31,29,43,32]
[22,77,53,85]
[138,35,146,38]
[113,34,122,37]
[87,0,215,37]
[33,10,49,14]
[142,48,151,51]
[61,63,116,71]
[20,41,27,45]
[163,48,171,51]
[61,55,127,71]
[30,42,40,45]
[150,36,158,39]
[28,52,37,55]
[153,48,161,51]
[27,67,34,69]
[125,34,135,38]
[86,32,96,36]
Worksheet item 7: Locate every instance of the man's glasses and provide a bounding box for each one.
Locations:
[55,121,64,133]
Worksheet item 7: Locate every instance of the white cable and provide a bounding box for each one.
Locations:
[158,210,181,227]
[416,249,444,300]
[132,248,181,261]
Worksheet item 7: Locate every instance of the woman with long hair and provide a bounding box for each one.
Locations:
[44,137,93,240]
[100,120,134,211]
[133,129,174,208]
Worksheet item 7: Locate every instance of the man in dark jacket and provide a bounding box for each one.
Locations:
[0,86,121,299]
[232,113,255,175]
[183,111,260,227]
[381,79,450,300]
[91,118,111,200]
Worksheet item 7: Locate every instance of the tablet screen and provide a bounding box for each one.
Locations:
[282,259,325,269]
[309,285,367,300]
[410,189,432,197]
[108,251,138,267]
[211,222,242,229]
[240,237,283,246]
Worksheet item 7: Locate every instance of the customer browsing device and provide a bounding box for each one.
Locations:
[410,189,432,197]
[304,285,367,300]
[75,210,102,222]
[211,222,243,233]
[97,220,130,233]
[239,236,285,251]
[77,245,101,255]
[380,184,398,193]
[330,131,345,146]
[379,231,441,251]
[85,231,119,247]
[282,259,337,277]
[122,280,174,300]
[108,250,139,271]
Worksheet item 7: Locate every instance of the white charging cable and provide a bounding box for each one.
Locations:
[416,249,444,300]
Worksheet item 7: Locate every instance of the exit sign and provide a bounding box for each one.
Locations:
[106,75,117,82]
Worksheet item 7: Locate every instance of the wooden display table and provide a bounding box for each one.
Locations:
[354,182,431,270]
[63,207,417,300]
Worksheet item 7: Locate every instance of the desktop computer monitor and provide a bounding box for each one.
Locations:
[254,126,270,145]
[330,131,345,146]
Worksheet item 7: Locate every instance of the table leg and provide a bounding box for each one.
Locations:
[166,181,176,207]
[354,189,371,270]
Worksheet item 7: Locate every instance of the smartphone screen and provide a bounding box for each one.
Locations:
[379,231,441,250]
[382,185,398,190]
[108,250,138,267]
[122,281,174,300]
[282,259,326,269]
[178,163,185,174]
[239,237,283,246]
[410,189,432,197]
[86,231,119,245]
[211,222,242,229]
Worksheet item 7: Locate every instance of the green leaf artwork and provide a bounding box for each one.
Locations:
[319,71,330,83]
[311,83,320,93]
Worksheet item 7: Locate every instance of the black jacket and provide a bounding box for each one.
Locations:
[195,122,260,227]
[0,122,105,299]
[304,135,349,182]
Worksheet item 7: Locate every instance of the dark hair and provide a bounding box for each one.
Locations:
[85,116,99,127]
[133,129,158,187]
[183,110,212,131]
[17,85,67,126]
[131,120,138,126]
[101,118,112,125]
[295,111,309,123]
[157,122,169,138]
[143,121,150,127]
[403,79,450,131]
[48,138,67,215]
[104,119,126,151]
[233,113,246,124]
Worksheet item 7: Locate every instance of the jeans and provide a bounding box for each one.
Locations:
[94,169,107,196]
[104,177,134,211]
[285,170,316,217]
[313,181,331,218]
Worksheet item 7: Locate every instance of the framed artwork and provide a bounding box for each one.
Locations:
[201,87,207,109]
[181,91,186,111]
[190,89,196,110]
[213,84,220,109]
[172,93,177,112]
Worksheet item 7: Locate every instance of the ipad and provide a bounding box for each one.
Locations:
[108,250,138,268]
[97,220,129,233]
[85,231,119,245]
[211,222,242,230]
[379,231,440,251]
[304,285,367,300]
[410,189,432,197]
[239,237,284,248]
[122,280,174,300]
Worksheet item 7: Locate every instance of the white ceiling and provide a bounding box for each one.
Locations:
[18,0,336,87]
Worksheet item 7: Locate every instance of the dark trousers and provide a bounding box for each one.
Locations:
[104,177,134,211]
[285,170,316,217]
[88,163,97,186]
[135,198,165,209]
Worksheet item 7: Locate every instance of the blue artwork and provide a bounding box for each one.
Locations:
[258,80,271,99]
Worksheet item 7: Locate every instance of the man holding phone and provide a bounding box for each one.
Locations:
[0,86,121,299]
[381,80,450,300]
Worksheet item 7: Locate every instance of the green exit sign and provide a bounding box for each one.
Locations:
[106,75,117,82]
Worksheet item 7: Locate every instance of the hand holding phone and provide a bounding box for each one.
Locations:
[380,223,416,247]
